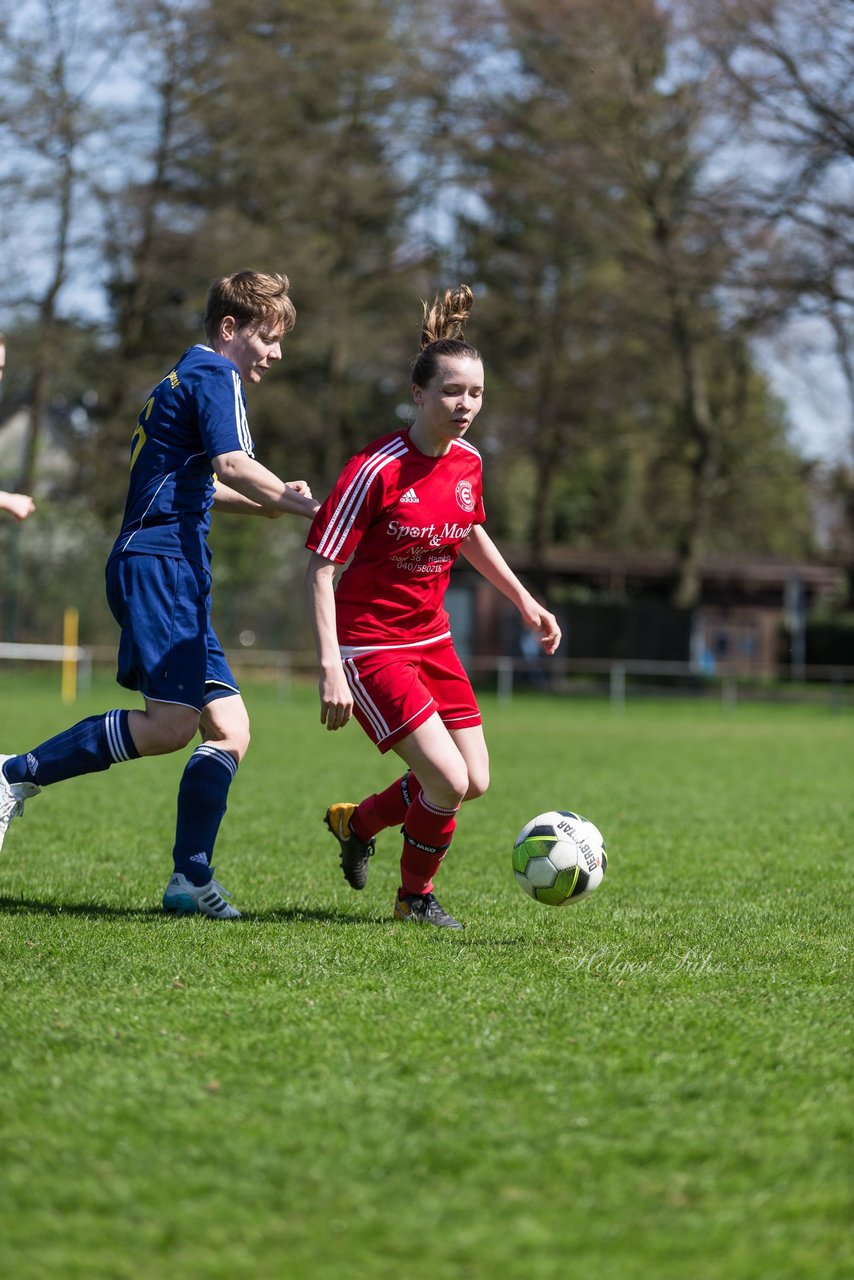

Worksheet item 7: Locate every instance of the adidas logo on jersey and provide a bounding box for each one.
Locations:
[400,487,419,503]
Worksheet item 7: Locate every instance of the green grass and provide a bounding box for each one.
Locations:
[0,672,851,1279]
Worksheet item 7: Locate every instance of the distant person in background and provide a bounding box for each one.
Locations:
[0,333,36,521]
[0,271,319,917]
[305,285,561,929]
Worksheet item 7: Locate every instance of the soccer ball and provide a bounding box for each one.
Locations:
[512,810,607,906]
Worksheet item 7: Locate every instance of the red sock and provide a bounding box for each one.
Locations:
[351,772,423,840]
[399,791,459,897]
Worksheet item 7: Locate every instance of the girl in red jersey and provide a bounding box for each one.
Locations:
[305,286,561,928]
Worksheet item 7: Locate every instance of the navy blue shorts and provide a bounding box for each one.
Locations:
[105,554,239,712]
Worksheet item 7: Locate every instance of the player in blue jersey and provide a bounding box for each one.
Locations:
[0,271,318,917]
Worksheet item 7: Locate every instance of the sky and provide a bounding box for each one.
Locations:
[757,337,852,466]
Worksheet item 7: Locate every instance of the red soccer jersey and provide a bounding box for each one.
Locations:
[307,429,486,645]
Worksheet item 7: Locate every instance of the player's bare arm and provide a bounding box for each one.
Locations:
[212,478,313,519]
[461,525,562,655]
[213,480,276,517]
[211,450,318,518]
[305,552,354,730]
[0,491,36,521]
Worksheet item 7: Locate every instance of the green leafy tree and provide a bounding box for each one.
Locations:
[101,0,433,493]
[0,0,131,496]
[689,0,854,459]
[433,0,811,602]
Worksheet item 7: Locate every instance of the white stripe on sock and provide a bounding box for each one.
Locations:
[105,710,130,763]
[193,745,238,778]
[418,792,461,817]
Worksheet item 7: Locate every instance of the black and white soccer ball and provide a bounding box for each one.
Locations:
[512,810,607,906]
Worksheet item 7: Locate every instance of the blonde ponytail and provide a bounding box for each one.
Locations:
[420,284,475,347]
[412,285,480,388]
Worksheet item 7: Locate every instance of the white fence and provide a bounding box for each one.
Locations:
[0,641,94,703]
[1,644,851,710]
[467,656,854,709]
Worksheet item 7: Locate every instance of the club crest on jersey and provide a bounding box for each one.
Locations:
[400,487,419,503]
[455,480,475,512]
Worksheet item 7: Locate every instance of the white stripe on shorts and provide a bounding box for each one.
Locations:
[375,697,436,745]
[343,658,389,740]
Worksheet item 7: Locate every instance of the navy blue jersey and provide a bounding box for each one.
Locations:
[108,345,254,567]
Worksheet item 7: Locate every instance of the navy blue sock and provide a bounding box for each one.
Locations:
[172,745,238,886]
[2,710,140,787]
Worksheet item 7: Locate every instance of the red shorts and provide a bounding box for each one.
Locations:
[340,633,482,753]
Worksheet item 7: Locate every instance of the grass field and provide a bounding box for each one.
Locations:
[0,672,851,1280]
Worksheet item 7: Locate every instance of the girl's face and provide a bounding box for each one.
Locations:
[412,355,485,451]
[217,315,285,384]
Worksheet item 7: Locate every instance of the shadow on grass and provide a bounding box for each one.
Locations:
[0,894,385,926]
[245,905,389,926]
[0,894,162,919]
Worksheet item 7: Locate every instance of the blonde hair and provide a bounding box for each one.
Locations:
[204,271,296,344]
[412,285,480,387]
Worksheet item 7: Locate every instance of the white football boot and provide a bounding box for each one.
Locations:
[162,872,241,919]
[0,755,41,853]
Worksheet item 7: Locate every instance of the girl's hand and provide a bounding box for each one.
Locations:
[520,600,562,656]
[319,668,354,731]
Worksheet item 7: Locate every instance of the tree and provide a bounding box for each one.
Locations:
[88,0,208,518]
[688,0,854,459]
[0,0,824,646]
[421,0,810,602]
[0,0,131,495]
[117,0,431,489]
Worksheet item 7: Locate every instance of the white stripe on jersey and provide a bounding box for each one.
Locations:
[451,436,482,460]
[120,452,208,550]
[231,371,254,455]
[120,473,173,551]
[315,437,409,562]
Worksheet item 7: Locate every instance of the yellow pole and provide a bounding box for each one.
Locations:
[61,607,79,705]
